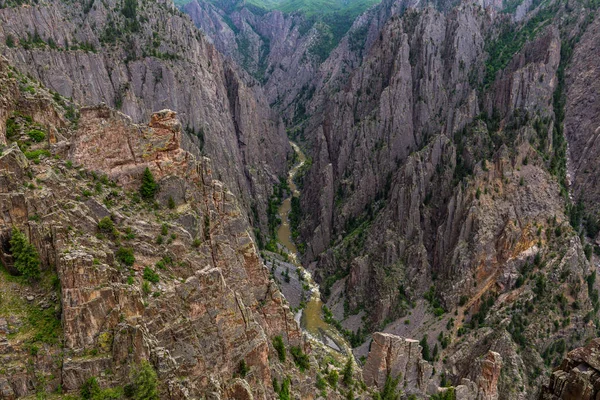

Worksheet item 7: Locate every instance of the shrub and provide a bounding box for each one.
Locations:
[80,377,101,400]
[290,346,310,372]
[342,357,353,386]
[27,129,46,142]
[238,359,248,378]
[273,335,286,362]
[277,377,291,400]
[142,281,151,295]
[140,167,158,200]
[373,374,401,400]
[143,267,159,283]
[6,34,15,48]
[10,227,41,280]
[327,369,338,388]
[116,247,135,266]
[97,216,114,233]
[316,373,326,390]
[129,361,159,400]
[168,196,175,209]
[24,149,51,162]
[420,335,431,361]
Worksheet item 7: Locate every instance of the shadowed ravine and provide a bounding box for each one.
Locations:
[276,142,349,353]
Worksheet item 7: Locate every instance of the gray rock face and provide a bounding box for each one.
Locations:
[540,338,600,400]
[183,0,322,122]
[290,2,600,399]
[363,332,433,394]
[565,14,600,220]
[0,0,290,234]
[0,60,317,399]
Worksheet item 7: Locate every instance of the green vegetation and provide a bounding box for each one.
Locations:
[5,34,15,48]
[127,361,159,400]
[273,335,286,362]
[140,167,158,200]
[430,387,457,400]
[274,376,291,400]
[98,216,115,234]
[80,377,123,400]
[122,0,140,32]
[316,372,327,390]
[342,357,353,386]
[373,374,401,400]
[10,227,41,280]
[322,304,367,346]
[27,128,45,142]
[326,369,338,387]
[424,285,445,316]
[24,149,51,162]
[290,345,310,372]
[238,359,248,378]
[469,294,496,328]
[484,1,558,87]
[116,247,135,266]
[143,266,159,283]
[289,197,302,243]
[28,302,61,344]
[420,335,431,362]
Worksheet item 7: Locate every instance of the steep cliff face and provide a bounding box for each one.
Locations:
[564,12,600,219]
[0,0,289,235]
[540,338,600,400]
[183,0,328,123]
[290,0,600,397]
[0,56,317,399]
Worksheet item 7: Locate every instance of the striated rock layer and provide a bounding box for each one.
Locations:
[0,55,317,399]
[540,338,600,400]
[0,0,290,235]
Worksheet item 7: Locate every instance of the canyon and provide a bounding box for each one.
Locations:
[1,0,600,398]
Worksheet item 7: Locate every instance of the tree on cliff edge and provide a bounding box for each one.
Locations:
[10,227,41,281]
[140,167,158,200]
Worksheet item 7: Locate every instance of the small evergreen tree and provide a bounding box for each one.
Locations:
[238,359,248,378]
[10,227,41,280]
[420,335,431,361]
[273,335,286,362]
[315,373,326,390]
[5,34,15,48]
[342,357,354,386]
[80,377,101,400]
[327,370,338,388]
[116,247,135,266]
[373,374,401,400]
[140,167,158,200]
[346,388,355,400]
[130,361,159,400]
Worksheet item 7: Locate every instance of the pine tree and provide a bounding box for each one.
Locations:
[420,335,431,361]
[10,227,41,280]
[140,167,158,200]
[342,357,354,386]
[432,343,439,360]
[131,361,159,400]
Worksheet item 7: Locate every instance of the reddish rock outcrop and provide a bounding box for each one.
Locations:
[0,56,308,399]
[363,332,433,394]
[540,339,600,400]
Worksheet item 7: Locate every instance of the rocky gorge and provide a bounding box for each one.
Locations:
[2,0,600,397]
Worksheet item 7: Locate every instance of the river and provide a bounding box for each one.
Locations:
[276,141,348,353]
